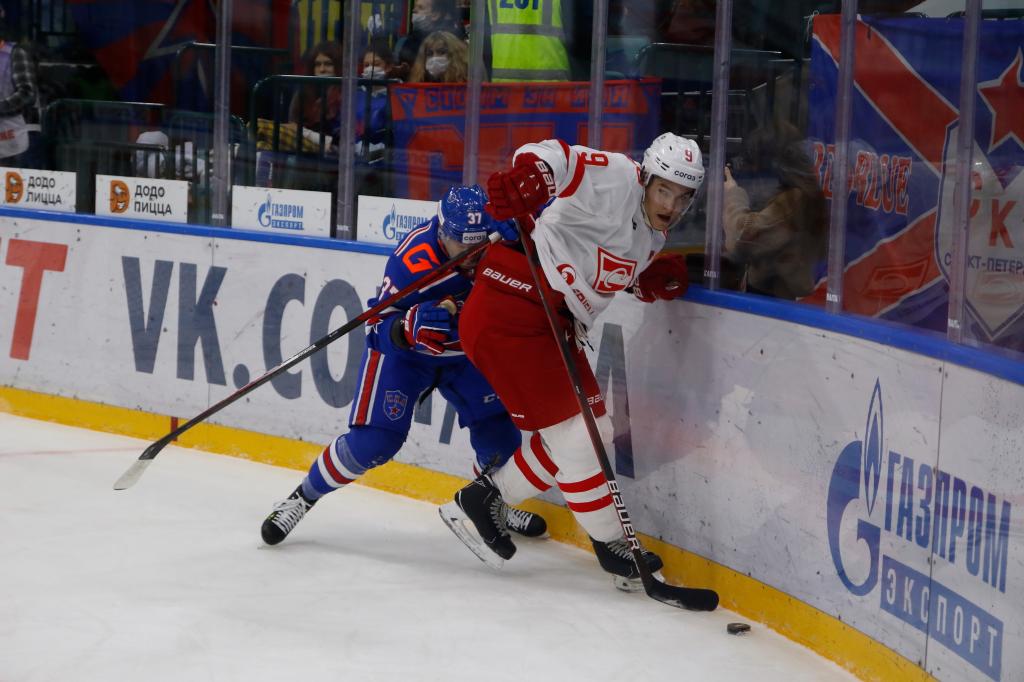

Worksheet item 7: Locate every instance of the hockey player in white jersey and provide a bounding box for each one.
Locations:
[449,133,703,590]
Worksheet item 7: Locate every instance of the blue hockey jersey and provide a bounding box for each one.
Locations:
[365,217,474,362]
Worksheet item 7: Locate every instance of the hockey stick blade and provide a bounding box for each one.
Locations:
[438,502,505,570]
[112,458,154,491]
[647,580,719,612]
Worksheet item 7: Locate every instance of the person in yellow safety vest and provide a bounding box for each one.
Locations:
[487,0,570,82]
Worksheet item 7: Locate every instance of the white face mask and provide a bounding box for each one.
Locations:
[425,55,449,77]
[411,12,430,31]
[360,66,379,80]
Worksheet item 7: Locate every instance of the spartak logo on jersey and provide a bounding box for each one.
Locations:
[557,263,577,285]
[593,247,637,293]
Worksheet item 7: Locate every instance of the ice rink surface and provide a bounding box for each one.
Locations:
[0,413,858,681]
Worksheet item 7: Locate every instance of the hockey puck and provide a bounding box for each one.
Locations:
[726,622,751,635]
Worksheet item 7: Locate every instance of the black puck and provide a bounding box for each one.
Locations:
[726,622,751,635]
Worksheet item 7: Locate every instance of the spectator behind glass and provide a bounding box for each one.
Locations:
[409,31,468,83]
[0,6,41,169]
[722,121,828,300]
[356,40,394,160]
[396,0,466,78]
[288,40,343,136]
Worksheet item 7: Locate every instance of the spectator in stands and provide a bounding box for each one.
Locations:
[396,0,466,79]
[288,40,343,138]
[408,31,469,83]
[0,6,41,168]
[356,40,393,161]
[722,120,828,300]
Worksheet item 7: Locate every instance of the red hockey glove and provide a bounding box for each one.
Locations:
[402,298,458,354]
[485,153,557,221]
[633,254,688,303]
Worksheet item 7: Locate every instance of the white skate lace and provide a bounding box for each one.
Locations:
[607,538,651,560]
[606,538,631,559]
[504,506,534,533]
[270,496,309,532]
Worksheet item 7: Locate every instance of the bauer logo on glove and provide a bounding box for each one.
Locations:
[632,253,689,303]
[485,153,557,221]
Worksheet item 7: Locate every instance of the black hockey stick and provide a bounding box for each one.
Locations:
[516,217,718,612]
[113,231,500,491]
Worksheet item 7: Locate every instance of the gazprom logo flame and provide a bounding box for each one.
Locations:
[382,205,431,242]
[862,379,883,515]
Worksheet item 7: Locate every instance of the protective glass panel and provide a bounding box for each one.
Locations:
[811,3,976,330]
[960,2,1024,359]
[711,1,828,303]
[468,3,658,185]
[1,0,284,226]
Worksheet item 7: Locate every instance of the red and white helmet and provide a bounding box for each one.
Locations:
[642,133,704,191]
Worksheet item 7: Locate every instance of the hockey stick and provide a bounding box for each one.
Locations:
[516,217,718,612]
[113,231,501,491]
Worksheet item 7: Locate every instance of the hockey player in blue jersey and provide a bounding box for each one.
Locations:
[260,184,546,545]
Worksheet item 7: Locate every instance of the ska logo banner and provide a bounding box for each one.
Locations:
[826,380,1011,680]
[807,17,1024,351]
[388,80,660,201]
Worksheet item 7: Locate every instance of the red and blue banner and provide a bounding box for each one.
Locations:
[66,0,293,111]
[807,15,1024,351]
[388,79,661,201]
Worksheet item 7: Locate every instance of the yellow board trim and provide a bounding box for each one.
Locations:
[0,385,933,682]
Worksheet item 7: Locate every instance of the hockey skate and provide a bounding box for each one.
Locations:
[591,536,665,592]
[505,505,548,538]
[440,474,516,568]
[261,486,317,545]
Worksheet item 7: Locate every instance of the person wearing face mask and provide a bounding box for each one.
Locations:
[397,0,467,78]
[356,41,394,161]
[442,134,704,592]
[408,31,469,84]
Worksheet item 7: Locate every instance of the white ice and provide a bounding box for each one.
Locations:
[0,413,857,681]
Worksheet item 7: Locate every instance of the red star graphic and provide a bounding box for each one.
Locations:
[979,48,1024,152]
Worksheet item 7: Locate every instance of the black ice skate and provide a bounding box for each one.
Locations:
[439,474,516,568]
[591,536,665,592]
[261,486,317,545]
[505,506,548,538]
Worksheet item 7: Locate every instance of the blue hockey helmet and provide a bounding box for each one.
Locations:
[437,184,492,245]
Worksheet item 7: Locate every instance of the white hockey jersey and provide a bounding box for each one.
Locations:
[515,140,665,328]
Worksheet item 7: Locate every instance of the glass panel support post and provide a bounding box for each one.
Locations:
[824,0,857,313]
[702,0,733,290]
[211,0,233,227]
[946,0,982,343]
[335,0,362,240]
[586,0,609,150]
[462,0,488,186]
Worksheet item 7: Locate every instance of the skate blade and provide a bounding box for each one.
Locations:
[613,570,666,593]
[438,502,505,570]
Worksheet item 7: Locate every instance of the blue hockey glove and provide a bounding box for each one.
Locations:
[488,218,519,242]
[402,298,457,355]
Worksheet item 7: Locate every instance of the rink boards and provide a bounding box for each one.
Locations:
[1,210,1022,682]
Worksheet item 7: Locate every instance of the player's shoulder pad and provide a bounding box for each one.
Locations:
[386,217,444,285]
